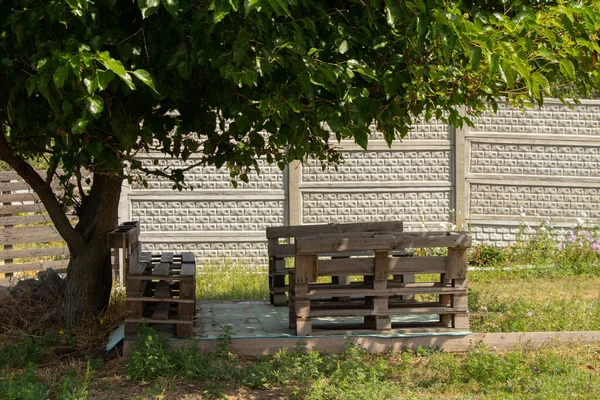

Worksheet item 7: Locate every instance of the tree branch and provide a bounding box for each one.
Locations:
[0,129,86,253]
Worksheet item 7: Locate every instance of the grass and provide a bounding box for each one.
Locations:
[195,262,269,301]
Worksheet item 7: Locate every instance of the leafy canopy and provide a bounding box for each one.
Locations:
[1,0,599,190]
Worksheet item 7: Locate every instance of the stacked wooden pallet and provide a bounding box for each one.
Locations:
[125,252,196,338]
[108,221,140,285]
[289,231,471,336]
[266,221,407,306]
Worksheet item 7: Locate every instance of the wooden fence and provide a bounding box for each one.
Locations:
[0,171,71,278]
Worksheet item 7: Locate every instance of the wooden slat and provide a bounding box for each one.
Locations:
[152,303,170,320]
[296,231,471,254]
[270,244,295,257]
[127,296,195,303]
[181,252,195,263]
[388,256,448,274]
[267,221,404,239]
[138,252,152,264]
[152,263,170,277]
[129,262,148,276]
[447,248,468,279]
[0,233,64,246]
[0,170,22,180]
[304,282,466,298]
[154,282,171,298]
[0,203,47,215]
[108,224,140,248]
[0,259,69,274]
[318,258,374,276]
[295,254,318,284]
[0,181,32,192]
[308,306,468,317]
[0,246,69,261]
[0,192,41,203]
[160,252,174,263]
[1,225,60,237]
[180,263,195,276]
[0,214,75,226]
[124,318,192,325]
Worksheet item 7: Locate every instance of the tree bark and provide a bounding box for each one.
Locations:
[64,173,123,328]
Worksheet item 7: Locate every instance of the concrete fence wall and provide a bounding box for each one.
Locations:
[120,100,600,266]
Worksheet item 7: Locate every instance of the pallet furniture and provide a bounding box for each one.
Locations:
[266,221,407,306]
[125,252,196,338]
[108,221,140,286]
[108,222,196,338]
[289,231,471,336]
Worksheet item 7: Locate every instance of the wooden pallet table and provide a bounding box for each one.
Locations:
[125,251,196,338]
[289,231,471,336]
[266,221,409,306]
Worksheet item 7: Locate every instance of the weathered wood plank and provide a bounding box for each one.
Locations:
[295,254,318,284]
[0,246,69,261]
[0,203,47,215]
[0,233,64,246]
[0,259,69,274]
[296,231,471,254]
[180,263,196,276]
[160,252,174,263]
[152,263,170,277]
[388,256,447,274]
[0,181,32,192]
[267,221,404,239]
[446,248,468,279]
[304,282,466,298]
[0,193,41,203]
[0,214,76,226]
[308,307,468,317]
[1,225,60,238]
[181,252,195,263]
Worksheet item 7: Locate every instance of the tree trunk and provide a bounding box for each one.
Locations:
[64,173,123,328]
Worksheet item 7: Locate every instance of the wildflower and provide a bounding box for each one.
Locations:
[557,243,564,251]
[582,212,588,217]
[568,234,576,242]
[577,218,585,225]
[526,311,534,317]
[519,205,526,217]
[451,224,457,231]
[440,222,448,229]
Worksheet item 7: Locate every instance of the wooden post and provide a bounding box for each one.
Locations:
[366,251,391,330]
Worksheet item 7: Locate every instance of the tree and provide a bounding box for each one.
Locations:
[1,0,599,327]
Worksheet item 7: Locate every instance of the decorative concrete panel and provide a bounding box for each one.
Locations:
[141,241,269,266]
[131,199,284,233]
[469,184,600,219]
[303,150,451,183]
[302,191,451,224]
[132,157,283,191]
[471,101,600,136]
[470,143,600,177]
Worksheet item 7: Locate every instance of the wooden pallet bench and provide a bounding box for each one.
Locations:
[109,221,197,339]
[125,251,196,338]
[289,231,471,336]
[266,221,409,306]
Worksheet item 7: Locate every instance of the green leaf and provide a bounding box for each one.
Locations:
[72,118,89,134]
[138,0,160,18]
[119,72,136,90]
[87,96,104,116]
[132,69,159,93]
[532,72,551,96]
[559,58,576,79]
[25,77,36,97]
[385,4,399,27]
[97,69,115,90]
[299,73,314,100]
[338,40,349,54]
[97,52,127,77]
[471,47,482,70]
[498,41,517,59]
[163,0,179,17]
[267,0,290,17]
[354,126,368,150]
[500,59,514,88]
[84,76,98,94]
[53,65,69,89]
[244,0,260,16]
